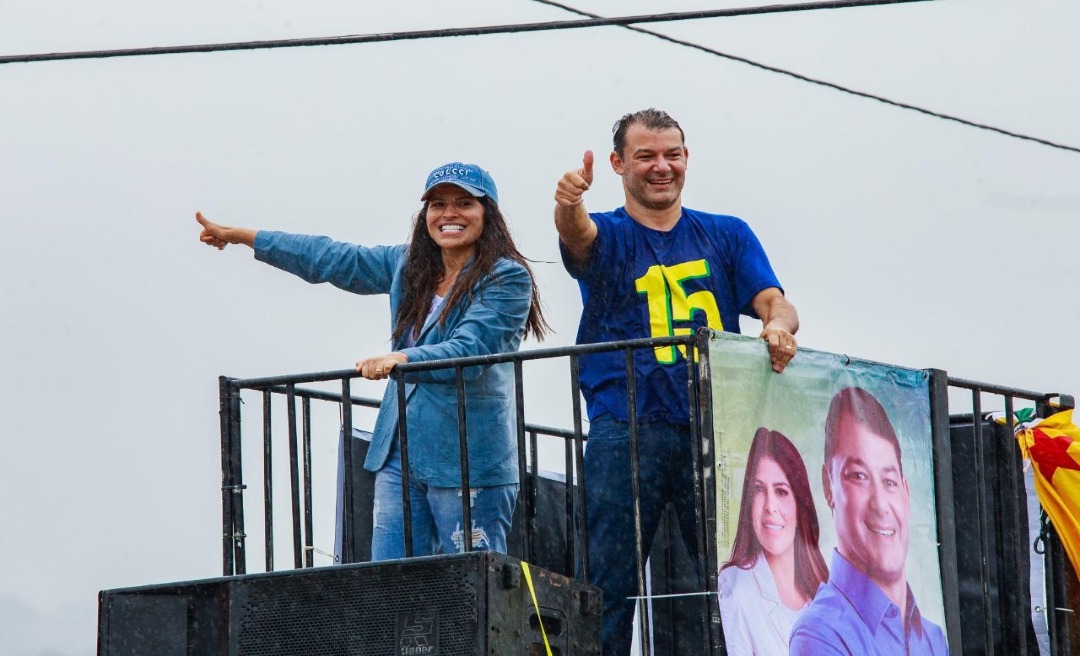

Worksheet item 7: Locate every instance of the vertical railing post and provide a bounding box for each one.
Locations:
[563,430,575,575]
[528,428,540,566]
[395,372,414,558]
[219,376,246,576]
[1038,397,1074,656]
[999,395,1029,655]
[987,394,1015,652]
[302,396,314,568]
[341,377,355,564]
[455,367,473,552]
[1045,521,1071,656]
[928,369,962,653]
[684,338,709,650]
[569,354,588,582]
[626,348,652,656]
[286,383,303,569]
[693,328,722,654]
[262,390,274,572]
[970,388,997,655]
[219,376,235,576]
[513,360,531,562]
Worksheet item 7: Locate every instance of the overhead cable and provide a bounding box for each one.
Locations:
[0,0,929,65]
[533,0,1080,155]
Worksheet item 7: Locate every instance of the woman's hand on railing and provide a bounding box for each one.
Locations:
[356,352,408,380]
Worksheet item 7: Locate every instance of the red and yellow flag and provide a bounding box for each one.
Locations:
[1016,409,1080,579]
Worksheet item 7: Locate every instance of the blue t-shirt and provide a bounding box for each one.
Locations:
[561,207,782,424]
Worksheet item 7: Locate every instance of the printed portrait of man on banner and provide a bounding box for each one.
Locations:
[710,332,949,655]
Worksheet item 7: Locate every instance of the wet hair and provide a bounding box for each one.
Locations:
[823,387,902,473]
[722,427,829,602]
[393,196,549,344]
[611,108,686,158]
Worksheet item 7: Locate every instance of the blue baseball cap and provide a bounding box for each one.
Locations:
[421,162,499,205]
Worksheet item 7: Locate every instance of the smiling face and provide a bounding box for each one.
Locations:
[611,124,687,215]
[824,413,911,591]
[424,184,486,257]
[751,456,799,560]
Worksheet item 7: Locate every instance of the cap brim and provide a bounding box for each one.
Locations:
[421,181,487,201]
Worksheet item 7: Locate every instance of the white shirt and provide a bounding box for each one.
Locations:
[718,555,807,656]
[403,293,444,348]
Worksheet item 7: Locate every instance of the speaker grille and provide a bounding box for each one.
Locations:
[235,557,482,655]
[99,553,600,656]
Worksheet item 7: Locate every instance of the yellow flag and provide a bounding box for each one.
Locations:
[1016,409,1080,580]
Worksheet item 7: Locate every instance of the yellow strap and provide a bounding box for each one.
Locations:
[521,561,554,656]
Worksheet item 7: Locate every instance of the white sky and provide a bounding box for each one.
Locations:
[2,1,1078,653]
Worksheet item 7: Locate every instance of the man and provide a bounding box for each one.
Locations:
[789,386,949,655]
[554,108,799,654]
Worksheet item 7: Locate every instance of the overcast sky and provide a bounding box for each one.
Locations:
[2,1,1078,654]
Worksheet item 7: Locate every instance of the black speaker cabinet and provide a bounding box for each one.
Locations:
[98,551,601,656]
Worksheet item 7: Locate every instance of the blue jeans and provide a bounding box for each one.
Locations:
[584,416,703,656]
[371,445,518,561]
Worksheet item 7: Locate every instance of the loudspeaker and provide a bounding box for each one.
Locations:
[647,503,709,653]
[506,469,572,576]
[98,551,601,656]
[949,415,1040,655]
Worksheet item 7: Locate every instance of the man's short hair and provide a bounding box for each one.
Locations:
[612,108,686,157]
[824,386,903,472]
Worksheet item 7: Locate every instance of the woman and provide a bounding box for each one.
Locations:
[719,427,828,655]
[197,162,548,560]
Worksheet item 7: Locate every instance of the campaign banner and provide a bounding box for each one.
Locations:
[710,332,949,655]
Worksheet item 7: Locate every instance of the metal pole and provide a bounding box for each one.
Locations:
[262,390,274,572]
[1037,398,1073,656]
[219,376,236,575]
[529,428,540,566]
[302,396,314,568]
[928,369,962,654]
[227,379,247,575]
[341,377,355,564]
[570,354,589,582]
[395,373,414,558]
[692,328,722,654]
[971,390,996,656]
[455,367,473,552]
[513,360,530,562]
[286,384,303,569]
[626,348,652,656]
[1001,395,1028,655]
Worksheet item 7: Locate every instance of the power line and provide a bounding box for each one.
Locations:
[533,0,1080,155]
[4,0,1072,155]
[0,0,928,65]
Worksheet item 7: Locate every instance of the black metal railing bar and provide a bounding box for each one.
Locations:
[220,340,1079,655]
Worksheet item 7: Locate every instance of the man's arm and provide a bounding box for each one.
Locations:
[750,287,799,373]
[554,150,598,269]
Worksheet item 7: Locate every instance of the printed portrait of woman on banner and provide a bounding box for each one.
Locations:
[718,427,829,655]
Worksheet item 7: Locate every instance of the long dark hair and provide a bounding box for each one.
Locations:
[393,196,549,344]
[722,427,828,602]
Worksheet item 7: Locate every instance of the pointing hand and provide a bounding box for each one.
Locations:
[196,211,230,250]
[195,211,257,249]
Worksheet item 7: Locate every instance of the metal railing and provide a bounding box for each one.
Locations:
[217,334,1076,656]
[940,375,1075,656]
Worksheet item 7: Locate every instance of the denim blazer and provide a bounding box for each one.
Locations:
[255,231,529,487]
